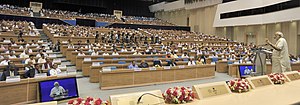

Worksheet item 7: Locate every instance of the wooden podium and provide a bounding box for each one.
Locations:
[109,90,165,105]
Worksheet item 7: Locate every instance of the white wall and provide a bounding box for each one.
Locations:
[213,0,300,27]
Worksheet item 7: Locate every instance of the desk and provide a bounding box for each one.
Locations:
[0,75,75,105]
[98,65,215,89]
[180,81,300,105]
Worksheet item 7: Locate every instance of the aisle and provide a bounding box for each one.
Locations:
[75,72,233,101]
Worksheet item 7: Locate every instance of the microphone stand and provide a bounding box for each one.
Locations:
[137,93,164,104]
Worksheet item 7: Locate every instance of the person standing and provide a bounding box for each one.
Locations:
[266,31,291,73]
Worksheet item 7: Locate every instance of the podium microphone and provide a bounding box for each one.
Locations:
[137,93,164,104]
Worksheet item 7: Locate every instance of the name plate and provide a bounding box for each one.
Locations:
[92,62,101,66]
[110,90,164,105]
[6,76,21,83]
[49,54,56,58]
[233,62,239,64]
[179,65,185,68]
[46,50,53,53]
[192,81,231,99]
[284,71,300,81]
[134,68,142,71]
[149,67,156,71]
[246,61,252,64]
[84,58,92,61]
[35,73,47,78]
[67,68,77,75]
[211,62,216,65]
[53,58,61,63]
[102,67,112,72]
[57,71,67,77]
[246,75,273,89]
[222,59,227,61]
[163,66,171,70]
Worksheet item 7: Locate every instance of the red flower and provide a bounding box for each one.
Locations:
[166,89,172,95]
[95,98,102,105]
[172,90,178,96]
[76,98,84,104]
[68,100,74,104]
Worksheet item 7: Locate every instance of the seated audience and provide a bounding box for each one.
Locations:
[42,58,53,70]
[8,51,17,58]
[139,60,149,68]
[187,58,196,66]
[128,61,139,69]
[167,59,177,67]
[112,49,119,55]
[0,63,19,81]
[24,61,39,78]
[25,55,36,64]
[20,50,30,58]
[38,54,47,64]
[0,56,10,65]
[49,64,62,76]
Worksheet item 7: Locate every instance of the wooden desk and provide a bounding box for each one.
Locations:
[81,58,189,76]
[0,75,75,105]
[76,54,167,70]
[215,60,239,73]
[98,65,215,89]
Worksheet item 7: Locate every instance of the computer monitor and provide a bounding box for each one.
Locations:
[239,65,255,78]
[39,77,79,102]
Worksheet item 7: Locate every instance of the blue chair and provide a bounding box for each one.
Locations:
[21,60,26,64]
[212,57,219,62]
[112,58,118,60]
[147,56,152,58]
[120,58,126,60]
[99,62,104,64]
[118,61,126,64]
[228,61,233,64]
[47,70,51,76]
[153,56,158,59]
[183,58,189,61]
[97,58,104,60]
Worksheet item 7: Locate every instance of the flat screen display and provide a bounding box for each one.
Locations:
[39,77,79,102]
[239,65,255,77]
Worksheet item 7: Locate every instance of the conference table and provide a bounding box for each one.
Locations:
[110,79,300,105]
[182,81,300,105]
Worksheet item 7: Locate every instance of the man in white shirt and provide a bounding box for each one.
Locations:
[38,54,47,64]
[8,52,17,58]
[49,82,67,99]
[0,56,10,65]
[49,64,61,76]
[112,49,119,55]
[266,31,291,73]
[25,55,36,64]
[20,50,30,58]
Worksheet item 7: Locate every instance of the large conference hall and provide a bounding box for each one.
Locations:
[0,0,300,105]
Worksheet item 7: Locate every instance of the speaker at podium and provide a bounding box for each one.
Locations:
[109,90,165,105]
[252,46,272,77]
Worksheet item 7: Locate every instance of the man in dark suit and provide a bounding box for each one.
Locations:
[167,59,177,67]
[0,63,19,81]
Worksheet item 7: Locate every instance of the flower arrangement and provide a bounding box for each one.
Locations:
[227,78,250,93]
[67,97,109,105]
[162,86,195,104]
[268,73,286,84]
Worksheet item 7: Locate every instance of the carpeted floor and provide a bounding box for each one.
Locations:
[75,72,233,101]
